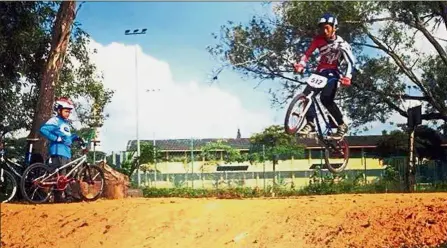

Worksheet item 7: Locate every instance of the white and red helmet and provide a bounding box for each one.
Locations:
[54,97,74,112]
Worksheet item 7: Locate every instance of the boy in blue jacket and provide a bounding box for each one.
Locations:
[40,97,84,203]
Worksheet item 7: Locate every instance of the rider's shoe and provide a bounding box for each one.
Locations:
[63,195,74,203]
[297,122,316,135]
[54,192,64,203]
[328,123,348,140]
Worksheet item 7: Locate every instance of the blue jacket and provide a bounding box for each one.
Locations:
[39,116,79,159]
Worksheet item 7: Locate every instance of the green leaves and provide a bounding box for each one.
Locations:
[201,140,244,165]
[374,125,446,160]
[249,125,305,164]
[139,143,163,165]
[0,2,113,133]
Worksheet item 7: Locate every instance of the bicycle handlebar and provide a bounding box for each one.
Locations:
[1,126,10,138]
[0,126,10,147]
[292,66,311,85]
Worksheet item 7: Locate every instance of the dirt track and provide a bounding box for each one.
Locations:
[1,193,447,248]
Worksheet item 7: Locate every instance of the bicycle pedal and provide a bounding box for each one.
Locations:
[308,132,317,138]
[296,132,316,139]
[325,135,343,141]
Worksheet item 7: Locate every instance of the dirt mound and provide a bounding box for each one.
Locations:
[1,193,446,248]
[97,161,130,199]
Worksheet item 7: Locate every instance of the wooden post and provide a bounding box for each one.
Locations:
[407,129,416,192]
[406,105,421,192]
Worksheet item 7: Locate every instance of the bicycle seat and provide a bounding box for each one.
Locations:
[26,138,40,142]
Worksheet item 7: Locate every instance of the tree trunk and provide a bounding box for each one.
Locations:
[28,1,76,159]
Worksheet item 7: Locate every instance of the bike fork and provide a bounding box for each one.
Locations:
[300,92,315,119]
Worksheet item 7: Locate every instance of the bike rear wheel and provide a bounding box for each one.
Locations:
[284,94,309,135]
[20,163,53,204]
[77,164,105,201]
[0,169,17,203]
[323,137,350,173]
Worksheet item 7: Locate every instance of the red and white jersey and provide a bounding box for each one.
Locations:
[298,34,356,79]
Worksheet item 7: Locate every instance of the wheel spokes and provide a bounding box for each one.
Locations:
[79,167,104,200]
[23,166,53,203]
[287,99,308,133]
[324,139,349,172]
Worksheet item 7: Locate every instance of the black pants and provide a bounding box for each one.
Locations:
[303,69,344,126]
[50,156,72,202]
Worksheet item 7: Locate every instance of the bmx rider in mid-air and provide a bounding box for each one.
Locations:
[294,13,356,140]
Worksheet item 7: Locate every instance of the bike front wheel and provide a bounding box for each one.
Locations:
[20,163,53,204]
[0,169,18,203]
[284,93,310,135]
[77,164,105,202]
[323,138,350,173]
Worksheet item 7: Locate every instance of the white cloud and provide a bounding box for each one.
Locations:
[86,40,274,153]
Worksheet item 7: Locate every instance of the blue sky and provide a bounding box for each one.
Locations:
[76,1,279,104]
[73,2,400,152]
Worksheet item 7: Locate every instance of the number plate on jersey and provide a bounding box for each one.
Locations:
[307,74,328,88]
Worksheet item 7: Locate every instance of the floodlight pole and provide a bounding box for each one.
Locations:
[124,28,147,187]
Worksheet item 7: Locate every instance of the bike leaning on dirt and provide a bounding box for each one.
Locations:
[284,67,350,174]
[19,135,105,204]
[0,126,20,203]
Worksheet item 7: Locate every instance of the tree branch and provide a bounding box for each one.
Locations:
[421,112,447,122]
[391,94,428,101]
[362,28,446,113]
[422,15,435,26]
[74,1,86,18]
[344,17,398,24]
[409,56,420,70]
[381,96,409,118]
[413,19,447,67]
[241,64,302,84]
[351,13,447,67]
[435,36,447,42]
[209,52,271,83]
[346,14,433,25]
[229,52,270,68]
[351,42,381,50]
[351,81,408,118]
[253,78,267,90]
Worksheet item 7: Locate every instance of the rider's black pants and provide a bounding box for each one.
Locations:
[303,69,344,126]
[49,155,72,202]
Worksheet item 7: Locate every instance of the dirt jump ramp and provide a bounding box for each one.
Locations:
[1,193,446,248]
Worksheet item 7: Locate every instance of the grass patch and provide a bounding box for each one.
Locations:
[415,182,447,192]
[141,179,447,199]
[139,167,446,198]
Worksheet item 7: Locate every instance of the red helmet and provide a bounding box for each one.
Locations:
[54,97,74,111]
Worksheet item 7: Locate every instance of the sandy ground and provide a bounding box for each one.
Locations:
[1,193,447,248]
